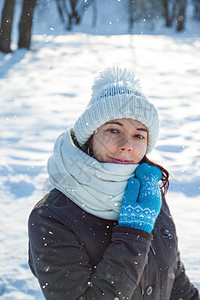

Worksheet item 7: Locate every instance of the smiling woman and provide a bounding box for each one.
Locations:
[89,118,148,164]
[28,67,199,300]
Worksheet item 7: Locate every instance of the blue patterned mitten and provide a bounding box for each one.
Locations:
[118,163,162,233]
[135,163,162,233]
[118,177,140,227]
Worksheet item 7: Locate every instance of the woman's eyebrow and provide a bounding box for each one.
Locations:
[105,121,148,132]
[105,121,123,126]
[137,128,148,133]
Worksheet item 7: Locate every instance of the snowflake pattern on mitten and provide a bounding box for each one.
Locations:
[119,205,157,229]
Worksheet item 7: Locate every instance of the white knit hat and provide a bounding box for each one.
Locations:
[73,67,159,154]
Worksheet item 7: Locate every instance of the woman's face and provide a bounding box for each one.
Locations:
[91,118,148,164]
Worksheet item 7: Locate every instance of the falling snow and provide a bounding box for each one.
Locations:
[0,0,200,299]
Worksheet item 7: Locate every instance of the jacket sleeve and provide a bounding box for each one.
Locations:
[28,207,152,300]
[170,250,200,300]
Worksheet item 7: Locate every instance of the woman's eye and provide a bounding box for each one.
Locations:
[135,134,145,139]
[108,128,119,134]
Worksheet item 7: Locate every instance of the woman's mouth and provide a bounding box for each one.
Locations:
[110,157,131,164]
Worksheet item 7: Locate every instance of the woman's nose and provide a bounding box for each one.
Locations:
[119,137,133,152]
[120,145,133,152]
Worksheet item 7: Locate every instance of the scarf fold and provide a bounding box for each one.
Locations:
[47,128,138,220]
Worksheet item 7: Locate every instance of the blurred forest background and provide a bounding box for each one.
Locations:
[0,0,200,53]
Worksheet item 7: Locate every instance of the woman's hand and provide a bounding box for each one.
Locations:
[118,163,162,233]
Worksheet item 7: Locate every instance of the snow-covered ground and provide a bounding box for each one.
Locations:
[0,1,200,299]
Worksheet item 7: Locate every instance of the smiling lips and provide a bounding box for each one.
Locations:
[110,157,131,164]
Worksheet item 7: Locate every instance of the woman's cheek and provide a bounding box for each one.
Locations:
[134,143,147,159]
[139,142,147,157]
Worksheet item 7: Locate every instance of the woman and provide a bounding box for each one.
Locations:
[28,67,199,299]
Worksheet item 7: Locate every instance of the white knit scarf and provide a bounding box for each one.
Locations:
[47,128,138,220]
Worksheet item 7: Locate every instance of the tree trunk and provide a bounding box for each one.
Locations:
[193,0,200,21]
[177,0,187,31]
[0,0,15,53]
[91,0,97,27]
[18,0,37,49]
[129,0,134,32]
[56,0,69,24]
[163,0,176,27]
[56,0,65,23]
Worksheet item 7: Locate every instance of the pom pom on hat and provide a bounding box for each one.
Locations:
[91,67,142,99]
[73,67,159,154]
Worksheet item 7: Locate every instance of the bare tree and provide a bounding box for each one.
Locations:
[128,0,161,32]
[18,0,37,49]
[56,0,69,24]
[56,0,96,31]
[162,0,187,30]
[177,0,187,31]
[163,0,180,26]
[66,0,80,30]
[56,0,80,30]
[78,0,97,27]
[192,0,200,21]
[129,0,134,32]
[0,0,37,53]
[0,0,15,53]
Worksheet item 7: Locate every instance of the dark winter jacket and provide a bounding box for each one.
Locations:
[28,188,199,300]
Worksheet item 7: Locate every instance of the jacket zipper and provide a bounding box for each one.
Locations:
[150,244,156,256]
[139,245,156,298]
[139,273,145,297]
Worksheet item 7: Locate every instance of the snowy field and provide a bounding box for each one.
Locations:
[0,1,200,299]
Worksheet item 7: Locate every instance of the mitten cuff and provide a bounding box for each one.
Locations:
[113,226,152,241]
